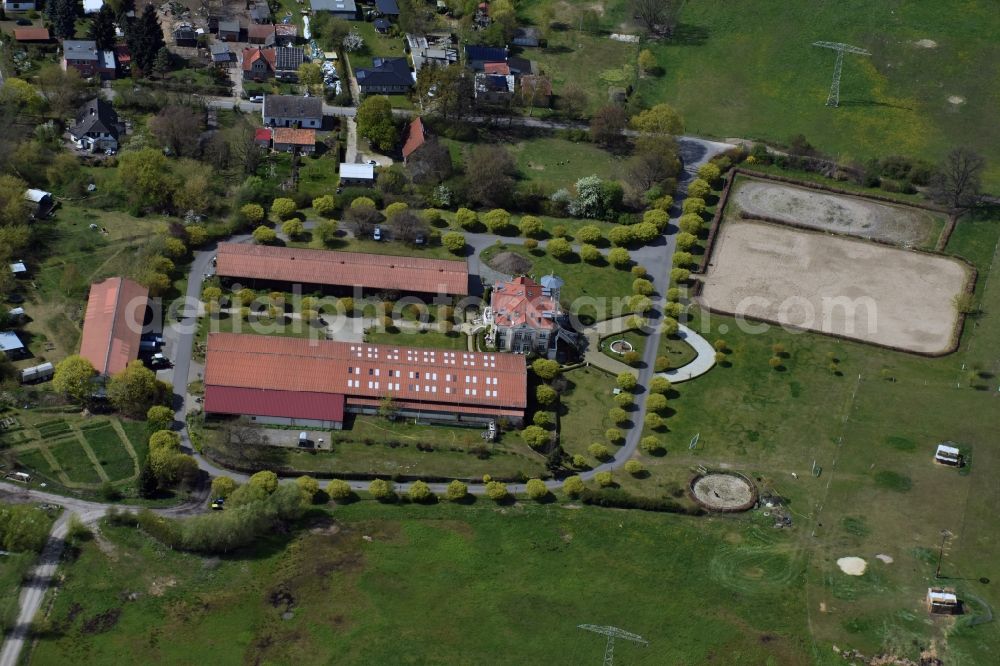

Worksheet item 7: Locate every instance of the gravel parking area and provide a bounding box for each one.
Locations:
[699,220,971,354]
[730,178,941,247]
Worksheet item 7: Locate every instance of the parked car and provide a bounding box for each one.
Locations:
[210,498,225,510]
[249,95,264,103]
[149,353,171,369]
[415,234,426,245]
[372,226,382,241]
[15,18,32,26]
[367,159,378,166]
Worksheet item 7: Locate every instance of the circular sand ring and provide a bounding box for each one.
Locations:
[689,472,758,512]
[609,339,633,355]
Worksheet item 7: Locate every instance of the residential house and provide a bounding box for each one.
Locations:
[242,46,276,81]
[218,20,241,42]
[339,163,375,186]
[511,27,541,47]
[402,117,427,162]
[375,0,399,17]
[0,332,26,360]
[2,1,35,11]
[24,189,55,218]
[249,3,271,23]
[274,46,305,80]
[272,128,316,154]
[355,57,412,94]
[62,40,99,77]
[210,42,234,68]
[311,0,358,20]
[406,33,459,75]
[464,45,508,71]
[474,72,515,105]
[519,74,552,107]
[262,95,323,128]
[97,49,117,79]
[488,275,573,356]
[274,24,298,45]
[13,28,51,43]
[483,61,510,76]
[248,23,276,46]
[173,25,197,47]
[70,98,122,152]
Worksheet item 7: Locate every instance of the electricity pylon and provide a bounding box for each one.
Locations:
[813,41,871,107]
[578,625,648,666]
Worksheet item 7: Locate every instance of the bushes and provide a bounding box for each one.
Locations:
[595,471,614,487]
[632,278,654,295]
[576,224,603,244]
[678,213,703,234]
[313,194,336,217]
[562,475,585,497]
[271,197,298,220]
[580,243,602,263]
[518,215,544,238]
[547,237,573,260]
[407,480,434,503]
[442,231,466,254]
[326,479,353,500]
[252,225,277,244]
[483,208,513,234]
[369,478,395,500]
[525,478,549,500]
[640,436,663,454]
[456,207,478,230]
[608,247,631,268]
[445,479,468,501]
[579,488,702,515]
[697,163,721,184]
[536,384,557,406]
[521,425,549,449]
[608,225,633,247]
[485,481,508,501]
[675,232,697,251]
[681,198,706,215]
[589,442,611,459]
[687,178,711,199]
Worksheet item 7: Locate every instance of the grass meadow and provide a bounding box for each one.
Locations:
[629,0,1000,188]
[31,503,814,665]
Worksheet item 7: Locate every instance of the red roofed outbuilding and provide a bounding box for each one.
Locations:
[402,116,427,162]
[79,277,150,376]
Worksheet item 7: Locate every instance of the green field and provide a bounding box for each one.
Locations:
[31,502,814,665]
[558,366,620,464]
[201,414,545,481]
[629,0,1000,189]
[365,328,468,350]
[510,137,625,191]
[479,244,635,322]
[81,423,138,481]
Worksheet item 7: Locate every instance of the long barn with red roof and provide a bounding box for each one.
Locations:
[214,243,469,296]
[203,333,526,428]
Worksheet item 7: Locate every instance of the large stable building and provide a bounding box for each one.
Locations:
[79,277,150,376]
[203,333,527,427]
[214,243,469,296]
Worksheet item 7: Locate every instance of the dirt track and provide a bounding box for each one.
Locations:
[699,220,970,354]
[731,179,940,247]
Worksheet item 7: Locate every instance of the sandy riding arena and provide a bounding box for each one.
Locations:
[699,220,971,354]
[731,179,941,247]
[691,473,757,511]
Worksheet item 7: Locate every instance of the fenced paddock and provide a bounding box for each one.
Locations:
[730,178,943,247]
[697,220,972,355]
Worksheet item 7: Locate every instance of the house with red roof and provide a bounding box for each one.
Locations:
[488,275,574,356]
[242,46,276,81]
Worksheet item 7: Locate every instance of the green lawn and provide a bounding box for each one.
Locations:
[557,366,620,464]
[30,502,814,665]
[80,422,138,482]
[346,21,406,70]
[47,436,103,485]
[600,328,647,361]
[510,137,626,191]
[201,414,545,481]
[479,244,635,322]
[0,551,36,637]
[365,328,467,350]
[634,0,1000,189]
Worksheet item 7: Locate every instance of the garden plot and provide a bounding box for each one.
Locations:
[730,178,941,247]
[698,220,970,354]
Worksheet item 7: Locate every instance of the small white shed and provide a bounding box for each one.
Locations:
[934,443,962,467]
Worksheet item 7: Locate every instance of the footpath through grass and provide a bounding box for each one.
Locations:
[31,502,812,665]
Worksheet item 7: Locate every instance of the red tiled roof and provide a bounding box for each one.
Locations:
[79,277,149,376]
[242,46,276,71]
[114,45,131,64]
[402,116,426,159]
[215,242,469,295]
[491,276,559,330]
[205,333,527,414]
[205,385,345,422]
[247,23,275,40]
[254,128,272,142]
[484,62,510,75]
[272,127,316,146]
[14,28,50,41]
